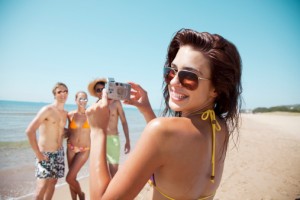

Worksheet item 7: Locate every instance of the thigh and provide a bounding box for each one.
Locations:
[35,155,54,179]
[53,147,65,178]
[68,151,90,177]
[67,147,76,167]
[107,136,121,164]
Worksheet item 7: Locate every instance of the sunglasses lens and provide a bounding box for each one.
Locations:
[178,71,199,90]
[96,88,103,93]
[164,67,175,84]
[178,71,198,90]
[164,67,199,90]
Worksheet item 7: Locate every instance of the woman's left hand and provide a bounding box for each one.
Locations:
[86,88,110,132]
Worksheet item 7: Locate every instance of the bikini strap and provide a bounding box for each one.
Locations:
[201,109,221,183]
[148,180,176,200]
[148,179,216,200]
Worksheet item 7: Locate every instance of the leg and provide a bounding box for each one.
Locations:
[106,135,121,177]
[66,151,89,200]
[67,148,77,200]
[108,163,119,177]
[34,179,49,200]
[44,178,58,200]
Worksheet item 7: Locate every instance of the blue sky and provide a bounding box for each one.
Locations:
[0,0,299,110]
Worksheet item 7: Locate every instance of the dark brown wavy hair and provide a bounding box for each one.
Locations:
[162,29,242,136]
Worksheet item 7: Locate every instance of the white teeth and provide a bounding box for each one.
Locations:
[171,91,187,100]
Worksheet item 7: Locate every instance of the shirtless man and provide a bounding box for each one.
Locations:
[26,82,68,200]
[88,78,130,177]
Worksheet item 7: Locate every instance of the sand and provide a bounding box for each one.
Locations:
[4,112,300,200]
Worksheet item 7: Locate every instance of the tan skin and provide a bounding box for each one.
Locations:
[86,45,228,199]
[94,83,130,177]
[66,92,90,200]
[26,85,68,200]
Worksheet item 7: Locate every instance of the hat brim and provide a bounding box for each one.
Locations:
[87,78,107,97]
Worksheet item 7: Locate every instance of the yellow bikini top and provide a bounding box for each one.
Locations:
[149,109,221,200]
[69,118,90,129]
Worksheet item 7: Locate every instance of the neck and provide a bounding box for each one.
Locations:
[182,104,214,117]
[77,108,86,114]
[53,101,65,111]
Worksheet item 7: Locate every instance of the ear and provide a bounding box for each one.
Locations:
[210,88,218,98]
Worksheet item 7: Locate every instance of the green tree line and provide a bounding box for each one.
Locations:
[252,105,300,113]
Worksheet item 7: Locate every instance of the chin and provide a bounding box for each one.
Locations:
[168,100,183,112]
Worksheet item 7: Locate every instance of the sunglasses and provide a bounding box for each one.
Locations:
[95,88,104,93]
[57,90,68,94]
[164,67,210,90]
[79,98,88,102]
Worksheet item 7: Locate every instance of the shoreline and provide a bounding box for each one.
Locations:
[1,112,300,199]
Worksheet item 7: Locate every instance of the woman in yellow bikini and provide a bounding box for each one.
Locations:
[86,29,242,199]
[66,91,90,200]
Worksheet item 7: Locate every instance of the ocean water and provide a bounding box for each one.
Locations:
[0,99,148,143]
[0,100,155,199]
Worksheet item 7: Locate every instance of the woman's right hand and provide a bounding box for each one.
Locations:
[124,82,156,122]
[124,82,151,111]
[86,88,110,133]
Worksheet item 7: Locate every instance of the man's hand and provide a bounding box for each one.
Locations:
[124,142,131,154]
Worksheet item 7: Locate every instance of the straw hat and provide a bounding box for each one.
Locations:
[87,78,107,97]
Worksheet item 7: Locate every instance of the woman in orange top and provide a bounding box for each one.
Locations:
[66,91,90,200]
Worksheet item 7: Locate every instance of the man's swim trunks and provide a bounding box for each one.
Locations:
[106,135,120,164]
[35,146,65,179]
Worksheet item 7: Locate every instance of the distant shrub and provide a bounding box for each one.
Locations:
[253,105,300,113]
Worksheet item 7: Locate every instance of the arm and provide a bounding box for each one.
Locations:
[123,82,156,123]
[117,101,130,154]
[86,91,111,199]
[65,111,74,139]
[86,89,165,199]
[25,106,49,161]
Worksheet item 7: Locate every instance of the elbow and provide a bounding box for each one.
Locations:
[25,128,33,138]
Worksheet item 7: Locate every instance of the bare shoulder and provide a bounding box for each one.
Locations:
[114,100,123,108]
[38,104,53,115]
[68,110,76,117]
[144,117,188,138]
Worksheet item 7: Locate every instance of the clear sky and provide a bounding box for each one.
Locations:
[0,0,299,110]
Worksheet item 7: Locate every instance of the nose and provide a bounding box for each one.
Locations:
[169,72,181,87]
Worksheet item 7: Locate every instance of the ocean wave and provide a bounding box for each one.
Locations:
[0,140,30,148]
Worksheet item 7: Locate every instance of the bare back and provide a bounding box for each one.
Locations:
[152,116,228,199]
[104,115,228,199]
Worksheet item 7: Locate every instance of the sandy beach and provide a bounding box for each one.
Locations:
[3,112,300,200]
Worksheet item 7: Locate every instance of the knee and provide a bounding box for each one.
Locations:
[47,179,58,189]
[66,173,75,184]
[50,179,58,186]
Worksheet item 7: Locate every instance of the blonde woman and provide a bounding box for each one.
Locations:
[66,91,90,200]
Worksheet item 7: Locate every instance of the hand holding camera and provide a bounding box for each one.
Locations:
[106,78,131,100]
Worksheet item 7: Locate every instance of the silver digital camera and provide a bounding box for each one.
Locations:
[106,78,131,100]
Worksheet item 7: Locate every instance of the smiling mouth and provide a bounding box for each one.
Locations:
[170,90,188,101]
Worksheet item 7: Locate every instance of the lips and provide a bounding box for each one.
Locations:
[170,90,188,101]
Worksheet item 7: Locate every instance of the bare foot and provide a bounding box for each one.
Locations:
[79,192,85,200]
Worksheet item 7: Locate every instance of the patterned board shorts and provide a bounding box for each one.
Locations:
[35,146,65,179]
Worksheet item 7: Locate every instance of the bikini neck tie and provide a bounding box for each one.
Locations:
[201,109,221,183]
